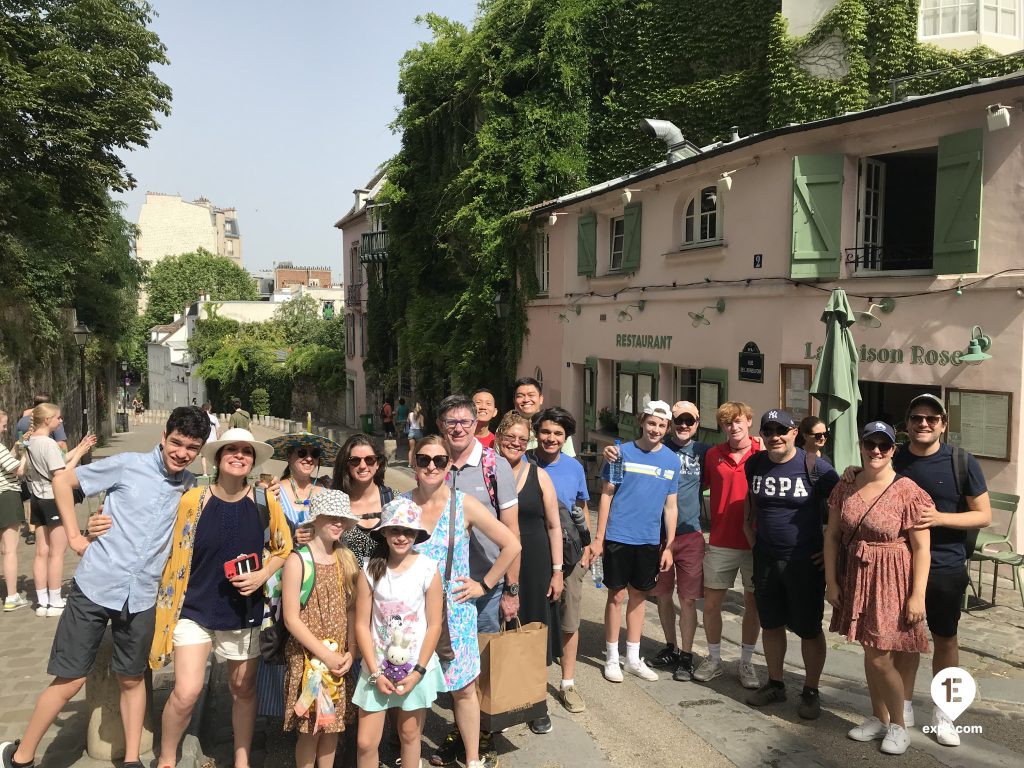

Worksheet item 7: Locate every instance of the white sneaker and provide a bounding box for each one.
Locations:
[45,605,64,618]
[903,701,915,728]
[880,723,910,755]
[3,594,29,612]
[623,658,659,682]
[692,658,723,682]
[603,659,623,682]
[35,605,48,617]
[737,661,760,689]
[932,708,960,747]
[848,715,888,742]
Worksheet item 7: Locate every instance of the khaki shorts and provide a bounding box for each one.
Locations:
[703,545,755,592]
[559,560,588,634]
[172,618,260,661]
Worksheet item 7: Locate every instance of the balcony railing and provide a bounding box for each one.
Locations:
[346,283,363,307]
[359,231,389,263]
[845,245,932,273]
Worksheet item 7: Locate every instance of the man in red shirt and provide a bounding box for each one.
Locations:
[693,401,763,689]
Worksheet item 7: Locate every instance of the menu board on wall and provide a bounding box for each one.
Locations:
[946,389,1012,461]
[781,364,813,422]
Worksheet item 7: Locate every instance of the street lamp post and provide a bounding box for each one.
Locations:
[72,323,91,438]
[120,360,130,433]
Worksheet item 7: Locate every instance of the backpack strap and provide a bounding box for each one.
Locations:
[950,446,969,511]
[481,446,499,512]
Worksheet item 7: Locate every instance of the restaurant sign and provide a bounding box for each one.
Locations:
[616,333,673,350]
[804,342,966,366]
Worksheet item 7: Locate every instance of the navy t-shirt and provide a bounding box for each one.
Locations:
[893,444,987,572]
[180,493,265,629]
[666,438,710,535]
[746,448,838,560]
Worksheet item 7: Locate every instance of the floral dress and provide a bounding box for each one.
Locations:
[402,489,480,691]
[828,476,932,652]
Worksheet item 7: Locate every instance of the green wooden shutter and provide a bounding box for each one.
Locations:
[621,202,642,272]
[577,213,597,276]
[933,128,983,275]
[697,367,728,442]
[790,154,844,279]
[584,356,597,432]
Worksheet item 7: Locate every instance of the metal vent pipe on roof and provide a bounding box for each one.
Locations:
[639,118,701,162]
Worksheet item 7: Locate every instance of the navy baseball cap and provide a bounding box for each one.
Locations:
[760,409,796,430]
[861,421,896,443]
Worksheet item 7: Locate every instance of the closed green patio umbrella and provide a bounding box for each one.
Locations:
[810,288,861,473]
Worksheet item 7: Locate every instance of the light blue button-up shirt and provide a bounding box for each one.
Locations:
[75,446,194,613]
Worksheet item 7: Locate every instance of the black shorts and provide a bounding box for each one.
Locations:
[29,496,61,527]
[603,541,660,592]
[926,567,970,638]
[752,548,825,639]
[48,581,156,679]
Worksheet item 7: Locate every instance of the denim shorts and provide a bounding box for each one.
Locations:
[475,582,503,634]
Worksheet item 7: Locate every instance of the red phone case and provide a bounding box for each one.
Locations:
[224,553,260,579]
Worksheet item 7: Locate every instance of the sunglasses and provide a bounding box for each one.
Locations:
[908,414,943,426]
[415,453,449,470]
[863,439,895,453]
[807,431,829,440]
[347,455,379,468]
[673,414,698,427]
[295,448,322,460]
[760,426,793,438]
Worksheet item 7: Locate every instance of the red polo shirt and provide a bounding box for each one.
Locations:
[703,437,763,550]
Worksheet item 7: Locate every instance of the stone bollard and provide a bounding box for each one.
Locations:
[383,438,398,465]
[85,630,154,760]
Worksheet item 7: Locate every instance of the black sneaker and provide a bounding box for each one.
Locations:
[746,680,787,707]
[429,729,465,766]
[528,714,552,734]
[479,730,499,768]
[0,741,34,768]
[648,644,680,669]
[798,688,821,719]
[672,653,695,682]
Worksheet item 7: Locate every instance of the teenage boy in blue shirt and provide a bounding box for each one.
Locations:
[593,400,678,684]
[1,407,212,768]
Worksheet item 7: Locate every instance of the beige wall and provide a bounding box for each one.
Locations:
[136,193,242,269]
[341,211,370,427]
[523,83,1024,549]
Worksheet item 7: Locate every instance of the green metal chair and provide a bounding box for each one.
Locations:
[968,491,1021,607]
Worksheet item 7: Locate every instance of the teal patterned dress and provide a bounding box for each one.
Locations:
[402,489,480,691]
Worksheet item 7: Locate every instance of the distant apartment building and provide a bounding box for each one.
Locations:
[274,262,333,290]
[136,192,243,268]
[785,0,1023,54]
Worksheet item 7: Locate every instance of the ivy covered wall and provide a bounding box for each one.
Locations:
[376,0,1019,407]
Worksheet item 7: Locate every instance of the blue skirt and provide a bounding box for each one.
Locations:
[352,662,447,712]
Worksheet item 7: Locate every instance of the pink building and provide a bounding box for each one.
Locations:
[521,73,1024,552]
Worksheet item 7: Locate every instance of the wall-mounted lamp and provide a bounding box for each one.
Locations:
[616,300,646,322]
[687,298,725,327]
[547,212,567,227]
[559,303,582,324]
[961,325,992,365]
[718,173,733,193]
[621,189,641,206]
[955,275,965,297]
[987,103,1012,132]
[856,297,896,329]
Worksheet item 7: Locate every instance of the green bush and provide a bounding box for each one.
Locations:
[250,388,270,416]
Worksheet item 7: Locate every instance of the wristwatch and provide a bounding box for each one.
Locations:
[503,581,520,597]
[413,663,428,676]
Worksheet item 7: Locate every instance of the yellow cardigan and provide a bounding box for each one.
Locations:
[150,485,293,669]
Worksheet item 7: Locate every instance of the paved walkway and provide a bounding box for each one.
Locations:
[1,419,1021,767]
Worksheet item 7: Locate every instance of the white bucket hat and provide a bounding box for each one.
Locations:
[308,489,358,523]
[200,427,275,466]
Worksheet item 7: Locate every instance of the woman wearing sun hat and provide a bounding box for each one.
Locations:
[265,431,341,528]
[151,428,293,768]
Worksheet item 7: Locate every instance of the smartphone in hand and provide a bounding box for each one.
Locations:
[224,553,260,579]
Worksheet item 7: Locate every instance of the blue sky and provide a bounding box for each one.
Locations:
[116,1,479,275]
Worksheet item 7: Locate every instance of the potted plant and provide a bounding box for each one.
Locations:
[597,406,618,434]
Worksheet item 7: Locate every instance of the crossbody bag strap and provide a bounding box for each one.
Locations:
[444,489,457,586]
[841,476,898,549]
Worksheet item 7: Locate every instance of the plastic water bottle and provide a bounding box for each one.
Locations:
[609,439,624,485]
[591,555,604,589]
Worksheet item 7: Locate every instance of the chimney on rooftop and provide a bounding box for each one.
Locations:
[353,188,371,210]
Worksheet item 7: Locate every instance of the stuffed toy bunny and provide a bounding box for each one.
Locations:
[380,626,414,683]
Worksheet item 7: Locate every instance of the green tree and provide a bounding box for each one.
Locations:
[270,294,325,347]
[144,249,258,326]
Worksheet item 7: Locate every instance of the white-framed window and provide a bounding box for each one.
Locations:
[683,186,720,244]
[349,243,360,285]
[534,230,549,295]
[920,0,979,36]
[609,216,625,271]
[983,0,1017,34]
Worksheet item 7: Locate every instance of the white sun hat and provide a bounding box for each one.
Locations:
[199,427,275,466]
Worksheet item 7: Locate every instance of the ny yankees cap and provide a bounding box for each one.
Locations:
[861,420,897,443]
[760,409,796,430]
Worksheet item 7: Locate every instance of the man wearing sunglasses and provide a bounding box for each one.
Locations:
[894,393,990,746]
[742,410,838,719]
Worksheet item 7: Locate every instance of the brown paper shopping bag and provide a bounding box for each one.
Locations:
[477,620,548,732]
